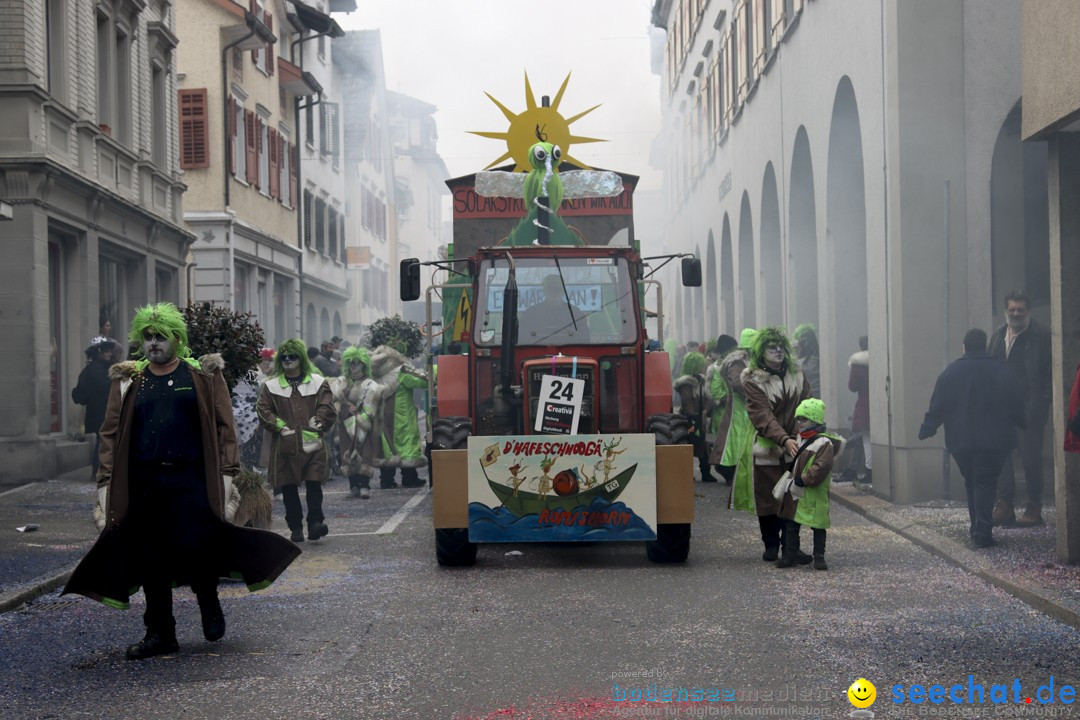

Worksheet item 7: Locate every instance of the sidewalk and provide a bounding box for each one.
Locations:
[831,483,1080,631]
[3,468,1080,629]
[0,466,98,613]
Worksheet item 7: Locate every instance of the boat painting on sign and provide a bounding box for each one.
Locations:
[467,434,658,542]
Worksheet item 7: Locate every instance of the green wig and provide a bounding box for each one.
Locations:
[750,326,796,374]
[679,351,707,377]
[793,323,817,341]
[272,338,318,378]
[738,328,757,349]
[129,303,191,359]
[341,345,372,378]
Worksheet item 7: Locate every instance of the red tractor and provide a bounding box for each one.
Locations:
[401,244,702,566]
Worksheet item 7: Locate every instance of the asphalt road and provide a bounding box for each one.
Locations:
[2,476,1079,720]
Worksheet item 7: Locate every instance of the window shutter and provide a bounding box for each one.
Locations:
[319,103,329,155]
[178,89,209,169]
[254,116,263,190]
[289,142,298,205]
[303,191,312,247]
[754,0,765,74]
[250,0,259,63]
[226,96,236,175]
[266,13,274,76]
[245,110,257,184]
[268,128,279,199]
[772,1,786,45]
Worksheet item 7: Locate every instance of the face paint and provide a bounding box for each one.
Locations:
[143,332,175,365]
[280,353,301,374]
[765,343,786,369]
[349,362,366,380]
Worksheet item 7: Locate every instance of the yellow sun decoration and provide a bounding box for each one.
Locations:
[469,72,606,172]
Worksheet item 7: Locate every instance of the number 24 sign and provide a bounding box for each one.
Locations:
[534,374,585,435]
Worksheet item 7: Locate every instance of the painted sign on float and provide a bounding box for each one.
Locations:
[467,434,657,542]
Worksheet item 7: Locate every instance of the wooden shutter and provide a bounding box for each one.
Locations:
[226,96,236,175]
[772,0,786,45]
[250,0,259,64]
[254,116,263,189]
[245,109,257,184]
[178,89,209,169]
[266,13,274,76]
[289,142,298,204]
[754,0,765,74]
[268,128,279,199]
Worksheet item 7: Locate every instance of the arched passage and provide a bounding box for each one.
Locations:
[826,76,868,423]
[306,303,317,345]
[760,163,783,326]
[320,307,331,344]
[333,311,343,340]
[706,231,718,340]
[789,126,819,328]
[721,215,735,334]
[991,101,1050,325]
[738,192,756,329]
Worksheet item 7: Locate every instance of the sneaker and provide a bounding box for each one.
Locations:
[1016,503,1044,527]
[126,630,179,661]
[992,502,1015,527]
[359,487,370,499]
[813,555,828,571]
[762,546,779,562]
[289,528,305,543]
[308,521,329,541]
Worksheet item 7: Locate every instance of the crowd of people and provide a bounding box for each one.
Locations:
[63,288,1065,658]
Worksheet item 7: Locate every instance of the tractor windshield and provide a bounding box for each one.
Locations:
[474,256,639,347]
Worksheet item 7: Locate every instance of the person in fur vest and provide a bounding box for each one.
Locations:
[370,344,428,488]
[710,329,756,491]
[776,398,843,570]
[742,326,811,562]
[256,338,337,543]
[63,304,300,660]
[330,346,385,499]
[674,350,717,482]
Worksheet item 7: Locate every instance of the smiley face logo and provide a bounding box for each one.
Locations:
[848,678,876,708]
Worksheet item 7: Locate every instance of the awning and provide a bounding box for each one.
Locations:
[286,0,345,37]
[278,58,322,96]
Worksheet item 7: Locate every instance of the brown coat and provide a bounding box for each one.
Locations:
[743,364,811,516]
[97,354,237,526]
[64,354,299,608]
[256,373,337,488]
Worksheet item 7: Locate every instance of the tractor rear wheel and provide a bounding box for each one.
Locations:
[430,417,476,566]
[646,413,692,563]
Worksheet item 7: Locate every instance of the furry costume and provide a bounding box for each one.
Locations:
[370,345,427,469]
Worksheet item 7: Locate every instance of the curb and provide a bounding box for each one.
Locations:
[0,565,75,614]
[831,485,1080,632]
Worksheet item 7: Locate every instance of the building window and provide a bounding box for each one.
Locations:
[96,6,135,145]
[179,89,210,169]
[320,102,339,168]
[230,99,246,178]
[278,131,291,207]
[96,12,110,130]
[46,0,67,103]
[155,265,178,304]
[306,102,315,147]
[115,26,131,144]
[234,263,250,312]
[318,34,326,61]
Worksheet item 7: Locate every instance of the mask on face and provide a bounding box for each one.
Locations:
[142,332,175,365]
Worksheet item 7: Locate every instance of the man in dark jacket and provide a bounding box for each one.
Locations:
[988,291,1051,527]
[72,337,115,480]
[918,328,1025,548]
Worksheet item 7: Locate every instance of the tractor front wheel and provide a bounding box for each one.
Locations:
[646,413,692,563]
[435,528,477,567]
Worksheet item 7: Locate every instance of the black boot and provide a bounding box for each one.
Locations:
[196,586,226,642]
[778,520,812,567]
[308,521,329,540]
[813,528,828,570]
[759,515,780,561]
[379,467,398,489]
[126,627,179,660]
[401,467,425,488]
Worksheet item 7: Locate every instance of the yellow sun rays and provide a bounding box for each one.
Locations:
[469,72,606,172]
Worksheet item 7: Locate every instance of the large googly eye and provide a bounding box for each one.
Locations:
[533,146,547,161]
[552,145,562,162]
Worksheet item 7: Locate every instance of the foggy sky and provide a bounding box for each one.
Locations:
[337,0,662,190]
